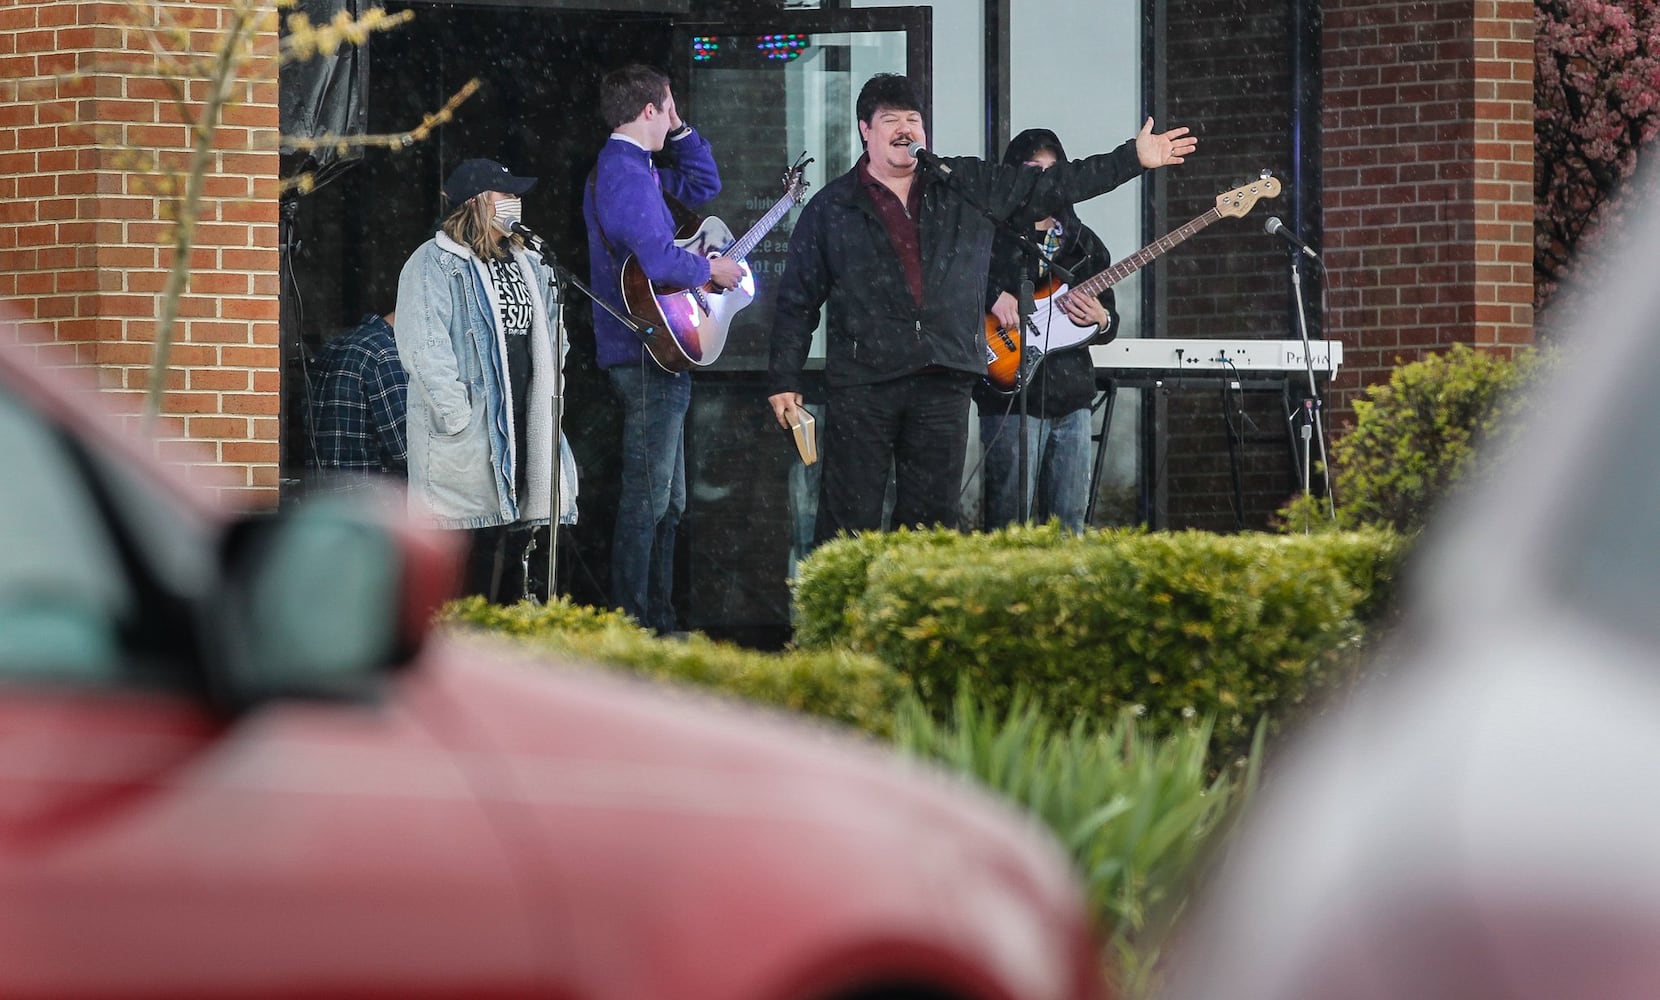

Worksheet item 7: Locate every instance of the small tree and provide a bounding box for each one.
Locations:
[92,0,476,418]
[1534,0,1660,314]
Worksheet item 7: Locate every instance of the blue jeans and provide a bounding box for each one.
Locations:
[980,406,1093,532]
[607,363,689,633]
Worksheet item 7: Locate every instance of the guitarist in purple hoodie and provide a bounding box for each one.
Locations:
[583,64,743,634]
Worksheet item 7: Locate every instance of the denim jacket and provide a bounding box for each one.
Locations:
[394,231,578,529]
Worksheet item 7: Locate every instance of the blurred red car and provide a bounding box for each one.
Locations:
[0,322,1105,1000]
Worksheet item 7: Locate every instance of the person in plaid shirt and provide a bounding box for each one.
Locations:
[308,311,408,492]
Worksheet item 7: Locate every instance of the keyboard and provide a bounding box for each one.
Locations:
[1090,338,1342,376]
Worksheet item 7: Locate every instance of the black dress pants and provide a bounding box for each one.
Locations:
[813,369,975,546]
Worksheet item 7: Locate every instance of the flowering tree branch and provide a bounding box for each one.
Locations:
[1535,0,1660,313]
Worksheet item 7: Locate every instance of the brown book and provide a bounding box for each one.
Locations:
[788,409,817,466]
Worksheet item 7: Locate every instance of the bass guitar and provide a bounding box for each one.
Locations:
[623,153,812,373]
[984,173,1282,393]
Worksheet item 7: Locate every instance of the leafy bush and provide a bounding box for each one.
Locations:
[894,686,1262,998]
[797,526,1401,759]
[1297,343,1554,534]
[439,597,906,736]
[793,523,1077,650]
[439,594,636,635]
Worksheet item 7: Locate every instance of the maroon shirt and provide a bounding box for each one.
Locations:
[857,153,925,307]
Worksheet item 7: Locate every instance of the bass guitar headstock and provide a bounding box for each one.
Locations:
[1215,172,1282,218]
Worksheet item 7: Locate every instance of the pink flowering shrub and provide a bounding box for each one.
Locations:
[1535,0,1660,311]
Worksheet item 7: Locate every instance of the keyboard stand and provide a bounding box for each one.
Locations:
[1088,369,1335,530]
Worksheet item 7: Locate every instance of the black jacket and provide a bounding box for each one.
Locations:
[974,218,1119,418]
[768,139,1143,394]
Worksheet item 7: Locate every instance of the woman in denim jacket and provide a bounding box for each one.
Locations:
[395,158,578,600]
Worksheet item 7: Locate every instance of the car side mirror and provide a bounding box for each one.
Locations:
[208,495,461,708]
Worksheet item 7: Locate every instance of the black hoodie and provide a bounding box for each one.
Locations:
[974,128,1121,419]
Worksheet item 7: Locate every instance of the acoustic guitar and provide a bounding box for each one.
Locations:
[622,154,811,373]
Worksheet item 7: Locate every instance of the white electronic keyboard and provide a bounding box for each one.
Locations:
[1090,338,1342,377]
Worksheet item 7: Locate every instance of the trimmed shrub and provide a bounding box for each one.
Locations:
[793,522,1077,650]
[438,597,906,736]
[798,527,1401,758]
[439,594,636,636]
[1287,343,1554,534]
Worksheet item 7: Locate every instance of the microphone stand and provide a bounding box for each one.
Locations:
[1015,266,1037,525]
[1007,230,1074,527]
[1286,248,1336,524]
[516,230,657,602]
[914,154,1075,527]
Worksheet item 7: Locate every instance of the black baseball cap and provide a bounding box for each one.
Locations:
[443,158,537,205]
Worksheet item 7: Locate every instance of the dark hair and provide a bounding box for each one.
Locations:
[855,73,922,124]
[440,197,514,261]
[600,64,670,130]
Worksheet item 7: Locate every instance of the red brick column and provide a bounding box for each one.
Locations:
[1472,0,1535,351]
[4,0,281,506]
[1321,0,1534,417]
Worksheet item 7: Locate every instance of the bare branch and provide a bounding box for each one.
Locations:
[280,78,481,156]
[281,7,413,65]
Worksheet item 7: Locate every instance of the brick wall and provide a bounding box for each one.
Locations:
[3,0,281,506]
[1472,0,1534,350]
[1159,0,1534,529]
[1321,0,1534,419]
[1162,0,1306,530]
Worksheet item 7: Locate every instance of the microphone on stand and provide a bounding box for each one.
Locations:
[1264,216,1321,262]
[905,141,953,176]
[498,218,653,337]
[504,219,552,259]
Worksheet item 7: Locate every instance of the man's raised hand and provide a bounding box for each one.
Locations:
[1135,117,1197,168]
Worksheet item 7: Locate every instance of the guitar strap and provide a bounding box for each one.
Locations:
[586,166,700,259]
[586,170,617,257]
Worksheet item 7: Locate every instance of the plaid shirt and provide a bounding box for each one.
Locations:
[310,314,408,479]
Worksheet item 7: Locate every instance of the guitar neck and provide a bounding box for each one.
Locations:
[1071,206,1224,299]
[725,194,796,262]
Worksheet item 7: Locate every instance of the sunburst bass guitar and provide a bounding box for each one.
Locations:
[984,173,1282,393]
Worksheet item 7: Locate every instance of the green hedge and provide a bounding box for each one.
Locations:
[793,523,1078,649]
[794,526,1403,757]
[438,597,906,736]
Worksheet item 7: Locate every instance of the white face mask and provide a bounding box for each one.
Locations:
[493,195,523,230]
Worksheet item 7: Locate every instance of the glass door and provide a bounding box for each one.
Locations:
[668,8,929,636]
[672,8,930,371]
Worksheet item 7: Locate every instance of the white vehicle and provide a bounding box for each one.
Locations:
[1161,169,1660,1000]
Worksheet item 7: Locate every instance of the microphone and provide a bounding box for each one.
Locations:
[1264,216,1320,262]
[906,141,952,175]
[505,220,551,257]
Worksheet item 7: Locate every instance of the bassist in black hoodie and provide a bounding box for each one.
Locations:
[976,128,1119,534]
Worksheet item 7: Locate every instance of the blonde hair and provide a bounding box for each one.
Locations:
[440,195,522,260]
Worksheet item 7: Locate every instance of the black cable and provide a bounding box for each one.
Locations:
[957,381,1018,516]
